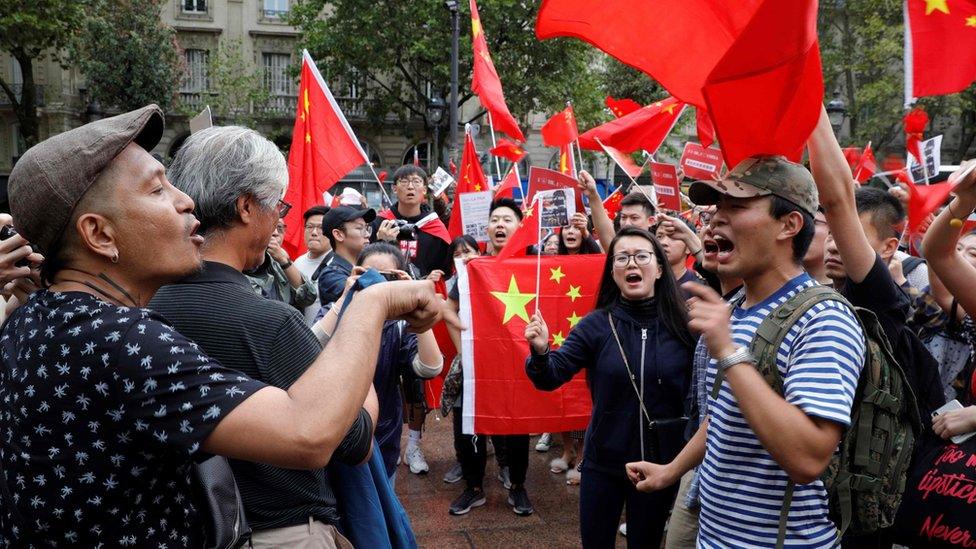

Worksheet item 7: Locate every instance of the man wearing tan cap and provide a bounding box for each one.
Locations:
[0,105,454,547]
[625,155,866,547]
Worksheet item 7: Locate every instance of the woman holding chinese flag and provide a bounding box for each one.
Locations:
[524,226,694,549]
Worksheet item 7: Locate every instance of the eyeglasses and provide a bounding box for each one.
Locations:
[698,212,713,225]
[273,223,286,234]
[396,178,425,188]
[304,223,323,233]
[276,199,292,219]
[343,223,372,237]
[612,251,654,268]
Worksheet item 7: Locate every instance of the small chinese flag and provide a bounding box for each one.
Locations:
[497,199,541,260]
[541,105,579,148]
[905,0,976,101]
[905,179,955,234]
[448,133,489,238]
[853,143,877,184]
[457,254,603,434]
[603,188,625,220]
[605,96,642,118]
[284,50,369,256]
[494,166,521,199]
[490,138,527,163]
[904,107,929,162]
[470,0,525,141]
[597,139,643,178]
[579,97,686,155]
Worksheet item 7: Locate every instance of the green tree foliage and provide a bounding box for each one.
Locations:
[289,0,604,132]
[74,0,181,112]
[200,39,271,128]
[0,0,90,146]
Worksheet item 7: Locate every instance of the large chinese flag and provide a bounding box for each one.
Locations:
[537,0,822,169]
[541,106,579,147]
[470,0,525,142]
[458,255,604,434]
[448,133,490,238]
[905,0,976,101]
[284,50,369,256]
[578,97,686,154]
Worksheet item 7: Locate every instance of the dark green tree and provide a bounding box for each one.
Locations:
[73,0,181,112]
[0,0,90,147]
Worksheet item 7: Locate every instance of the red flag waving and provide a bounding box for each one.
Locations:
[470,0,525,142]
[448,133,490,238]
[284,50,369,256]
[603,188,625,220]
[497,200,541,260]
[537,0,822,170]
[605,96,641,118]
[904,107,929,162]
[494,166,521,198]
[853,143,878,184]
[490,138,527,163]
[905,0,976,101]
[541,105,579,147]
[905,180,955,234]
[696,107,716,149]
[598,140,643,178]
[578,97,686,154]
[458,255,603,434]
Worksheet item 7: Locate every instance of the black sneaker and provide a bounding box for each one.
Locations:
[507,484,534,516]
[449,488,486,515]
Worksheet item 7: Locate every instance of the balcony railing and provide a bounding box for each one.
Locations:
[0,84,45,107]
[180,92,372,120]
[263,9,289,18]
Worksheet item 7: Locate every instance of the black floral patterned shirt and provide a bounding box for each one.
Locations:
[0,290,266,547]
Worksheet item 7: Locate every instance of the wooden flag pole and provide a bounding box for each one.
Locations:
[367,163,394,208]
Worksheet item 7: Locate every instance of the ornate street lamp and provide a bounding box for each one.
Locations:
[826,91,848,136]
[426,95,446,171]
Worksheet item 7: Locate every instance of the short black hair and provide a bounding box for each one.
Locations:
[490,197,523,221]
[449,234,479,256]
[356,242,409,271]
[854,186,905,240]
[769,195,815,263]
[620,192,656,217]
[392,165,428,183]
[302,205,330,221]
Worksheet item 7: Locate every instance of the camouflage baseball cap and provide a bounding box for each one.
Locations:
[688,156,819,217]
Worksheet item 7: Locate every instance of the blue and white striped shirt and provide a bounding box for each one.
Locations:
[697,273,865,548]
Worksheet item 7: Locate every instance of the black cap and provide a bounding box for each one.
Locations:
[322,206,376,238]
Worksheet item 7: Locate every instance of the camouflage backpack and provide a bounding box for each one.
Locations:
[711,285,922,547]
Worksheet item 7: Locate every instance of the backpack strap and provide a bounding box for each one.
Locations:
[776,480,795,549]
[710,285,839,399]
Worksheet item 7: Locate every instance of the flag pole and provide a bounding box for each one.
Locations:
[367,162,394,208]
[486,111,504,184]
[513,161,524,201]
[535,197,543,316]
[567,100,582,178]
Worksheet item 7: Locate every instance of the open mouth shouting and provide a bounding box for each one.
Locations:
[703,233,735,263]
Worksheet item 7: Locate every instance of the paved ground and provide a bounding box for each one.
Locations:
[395,415,626,548]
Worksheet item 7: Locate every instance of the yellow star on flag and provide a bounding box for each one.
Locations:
[924,0,949,15]
[566,285,582,302]
[967,15,976,26]
[472,18,482,38]
[474,183,482,191]
[661,103,678,115]
[523,206,534,218]
[305,132,311,143]
[552,331,566,347]
[491,275,536,324]
[567,311,582,328]
[549,266,565,284]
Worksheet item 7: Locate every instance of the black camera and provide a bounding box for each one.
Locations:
[381,271,401,282]
[393,219,417,241]
[0,225,39,268]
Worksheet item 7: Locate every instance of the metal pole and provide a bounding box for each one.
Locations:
[448,2,460,168]
[486,111,503,183]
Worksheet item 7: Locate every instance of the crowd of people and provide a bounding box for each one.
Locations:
[0,102,974,549]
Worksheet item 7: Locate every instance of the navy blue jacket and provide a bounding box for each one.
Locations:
[373,320,419,477]
[526,299,693,476]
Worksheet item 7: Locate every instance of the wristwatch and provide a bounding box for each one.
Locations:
[280,259,293,269]
[716,346,755,372]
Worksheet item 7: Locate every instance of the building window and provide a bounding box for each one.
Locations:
[182,0,207,13]
[263,53,294,112]
[181,49,210,93]
[263,0,289,18]
[12,124,25,160]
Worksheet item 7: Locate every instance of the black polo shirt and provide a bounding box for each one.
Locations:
[150,261,373,530]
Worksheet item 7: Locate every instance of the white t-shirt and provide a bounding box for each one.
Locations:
[698,273,865,548]
[294,252,327,326]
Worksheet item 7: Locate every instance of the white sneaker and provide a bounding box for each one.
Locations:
[618,523,627,537]
[535,433,552,452]
[405,446,429,475]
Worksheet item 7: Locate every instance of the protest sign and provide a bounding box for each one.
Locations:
[680,142,723,181]
[429,167,455,197]
[526,167,578,204]
[908,135,942,182]
[650,162,682,211]
[189,106,212,134]
[537,188,576,229]
[458,191,493,242]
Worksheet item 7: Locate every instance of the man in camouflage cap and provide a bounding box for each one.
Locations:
[627,154,866,548]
